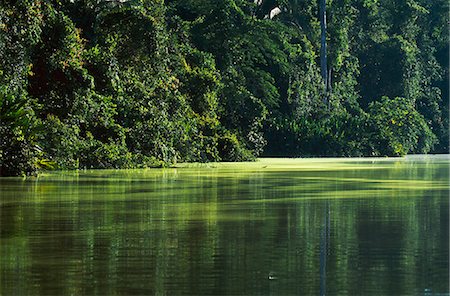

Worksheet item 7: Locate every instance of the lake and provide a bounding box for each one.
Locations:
[1,156,449,295]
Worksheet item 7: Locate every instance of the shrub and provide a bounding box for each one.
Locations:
[368,96,437,156]
[0,88,40,176]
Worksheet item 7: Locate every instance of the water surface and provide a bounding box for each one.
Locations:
[1,156,449,295]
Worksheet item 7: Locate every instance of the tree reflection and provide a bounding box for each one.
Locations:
[0,158,448,295]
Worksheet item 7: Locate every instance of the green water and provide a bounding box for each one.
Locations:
[1,156,449,295]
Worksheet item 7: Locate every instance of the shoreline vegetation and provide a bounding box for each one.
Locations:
[1,0,448,177]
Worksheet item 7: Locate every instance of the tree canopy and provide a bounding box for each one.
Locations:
[0,0,448,175]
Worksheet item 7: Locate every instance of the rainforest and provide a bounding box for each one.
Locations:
[0,0,448,176]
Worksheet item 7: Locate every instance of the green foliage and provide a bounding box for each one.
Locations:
[217,131,255,162]
[368,97,437,156]
[0,0,448,175]
[265,108,371,157]
[0,88,41,176]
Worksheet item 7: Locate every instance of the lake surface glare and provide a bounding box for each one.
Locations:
[1,156,449,295]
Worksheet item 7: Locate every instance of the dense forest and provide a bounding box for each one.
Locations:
[0,0,448,176]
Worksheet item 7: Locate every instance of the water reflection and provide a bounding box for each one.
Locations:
[0,157,449,295]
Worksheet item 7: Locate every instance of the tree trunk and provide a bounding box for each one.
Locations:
[319,0,328,101]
